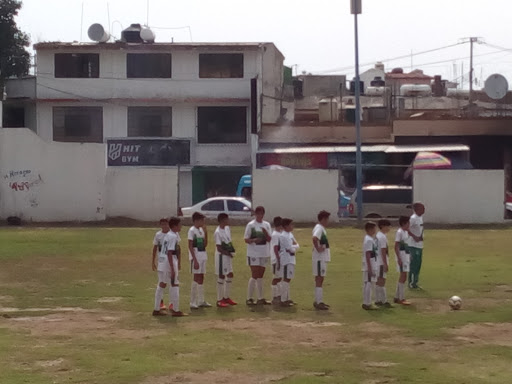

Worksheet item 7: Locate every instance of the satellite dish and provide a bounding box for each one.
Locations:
[484,74,509,100]
[88,23,110,43]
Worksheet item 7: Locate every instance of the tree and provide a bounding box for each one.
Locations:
[0,0,30,96]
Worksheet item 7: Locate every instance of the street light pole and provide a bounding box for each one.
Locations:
[352,0,363,223]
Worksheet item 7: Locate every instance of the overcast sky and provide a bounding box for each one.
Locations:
[16,0,512,88]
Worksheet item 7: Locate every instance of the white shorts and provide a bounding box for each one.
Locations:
[247,257,269,267]
[378,265,387,279]
[396,254,410,273]
[363,270,378,283]
[282,264,295,280]
[272,263,283,279]
[190,259,207,274]
[215,254,234,276]
[313,260,328,277]
[158,266,179,286]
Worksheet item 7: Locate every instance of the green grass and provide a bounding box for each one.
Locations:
[1,226,512,383]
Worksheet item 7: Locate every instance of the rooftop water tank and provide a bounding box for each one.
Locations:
[140,27,156,43]
[318,98,339,122]
[447,89,470,99]
[366,86,386,96]
[121,24,143,43]
[370,76,385,87]
[400,84,432,97]
[88,23,110,43]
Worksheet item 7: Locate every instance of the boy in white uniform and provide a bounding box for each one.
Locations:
[312,210,331,311]
[362,222,379,310]
[375,219,392,308]
[408,203,425,289]
[152,218,170,311]
[188,212,211,309]
[214,213,237,308]
[270,217,283,305]
[153,217,186,317]
[244,206,272,306]
[394,216,412,305]
[279,218,299,307]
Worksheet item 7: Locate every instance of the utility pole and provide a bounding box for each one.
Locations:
[461,37,480,103]
[351,0,363,224]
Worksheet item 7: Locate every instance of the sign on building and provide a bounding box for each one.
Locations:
[107,139,191,166]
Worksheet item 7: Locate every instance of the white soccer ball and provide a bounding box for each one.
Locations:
[449,296,462,310]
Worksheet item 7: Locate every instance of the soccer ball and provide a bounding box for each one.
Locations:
[449,296,462,310]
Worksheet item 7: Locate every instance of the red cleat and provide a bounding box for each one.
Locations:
[216,300,229,308]
[168,303,174,310]
[224,298,237,306]
[160,300,166,310]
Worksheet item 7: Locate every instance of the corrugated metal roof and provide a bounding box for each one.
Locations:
[258,144,469,154]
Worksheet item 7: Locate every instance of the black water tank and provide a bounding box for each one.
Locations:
[349,80,365,95]
[121,24,143,43]
[370,76,386,87]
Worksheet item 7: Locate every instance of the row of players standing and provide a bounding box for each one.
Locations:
[151,204,425,316]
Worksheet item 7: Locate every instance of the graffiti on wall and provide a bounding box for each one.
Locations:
[3,170,44,208]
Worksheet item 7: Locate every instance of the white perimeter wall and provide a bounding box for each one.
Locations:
[253,169,338,222]
[0,128,106,221]
[105,168,178,221]
[414,170,505,224]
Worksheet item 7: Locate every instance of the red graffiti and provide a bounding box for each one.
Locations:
[10,181,31,191]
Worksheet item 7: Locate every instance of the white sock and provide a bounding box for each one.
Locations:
[154,285,164,311]
[395,283,400,300]
[372,282,377,303]
[277,281,283,297]
[271,284,278,299]
[247,278,256,300]
[217,278,225,301]
[380,286,387,303]
[281,281,290,302]
[190,281,198,306]
[197,284,205,304]
[224,278,232,299]
[398,282,405,300]
[315,287,323,304]
[170,286,180,312]
[256,278,264,300]
[363,282,372,305]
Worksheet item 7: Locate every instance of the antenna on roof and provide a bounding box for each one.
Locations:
[146,0,150,26]
[80,2,84,42]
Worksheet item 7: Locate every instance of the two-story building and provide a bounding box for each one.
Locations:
[5,25,284,207]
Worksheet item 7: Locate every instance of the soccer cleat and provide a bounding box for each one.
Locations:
[375,302,384,307]
[318,302,329,310]
[190,303,199,310]
[399,299,412,306]
[199,301,212,308]
[224,298,237,306]
[152,310,167,316]
[171,310,188,317]
[361,304,375,310]
[159,300,166,310]
[216,300,229,308]
[393,298,401,304]
[272,297,281,305]
[257,298,272,305]
[246,298,256,306]
[168,303,174,311]
[383,302,394,308]
[280,301,294,307]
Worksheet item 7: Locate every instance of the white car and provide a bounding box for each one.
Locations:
[179,197,252,219]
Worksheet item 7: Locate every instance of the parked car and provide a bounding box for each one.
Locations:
[348,185,413,219]
[179,197,252,219]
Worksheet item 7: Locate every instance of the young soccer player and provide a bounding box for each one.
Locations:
[152,218,170,311]
[394,216,412,305]
[188,212,211,309]
[375,219,392,308]
[270,217,283,305]
[279,218,299,307]
[362,222,378,310]
[214,213,237,308]
[408,203,425,289]
[153,217,187,317]
[244,206,272,306]
[312,210,331,311]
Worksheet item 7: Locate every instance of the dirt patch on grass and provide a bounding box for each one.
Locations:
[1,310,165,340]
[450,322,512,346]
[96,297,123,303]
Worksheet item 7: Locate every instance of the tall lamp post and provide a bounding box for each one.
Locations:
[351,0,363,223]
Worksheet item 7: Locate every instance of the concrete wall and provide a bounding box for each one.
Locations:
[253,169,338,222]
[105,168,179,221]
[413,170,505,224]
[394,119,512,137]
[0,128,106,221]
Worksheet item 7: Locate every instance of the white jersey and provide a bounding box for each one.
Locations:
[244,220,272,258]
[409,213,424,249]
[312,224,331,262]
[395,228,410,260]
[188,226,207,261]
[214,226,235,258]
[279,231,299,266]
[270,230,281,265]
[157,231,179,273]
[153,230,167,252]
[376,231,389,267]
[362,234,378,272]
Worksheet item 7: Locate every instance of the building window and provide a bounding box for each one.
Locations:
[127,107,172,137]
[2,106,25,128]
[53,107,103,143]
[55,54,100,78]
[199,54,244,78]
[197,107,247,144]
[127,54,172,78]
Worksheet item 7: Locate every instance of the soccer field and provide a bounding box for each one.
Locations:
[1,226,512,384]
